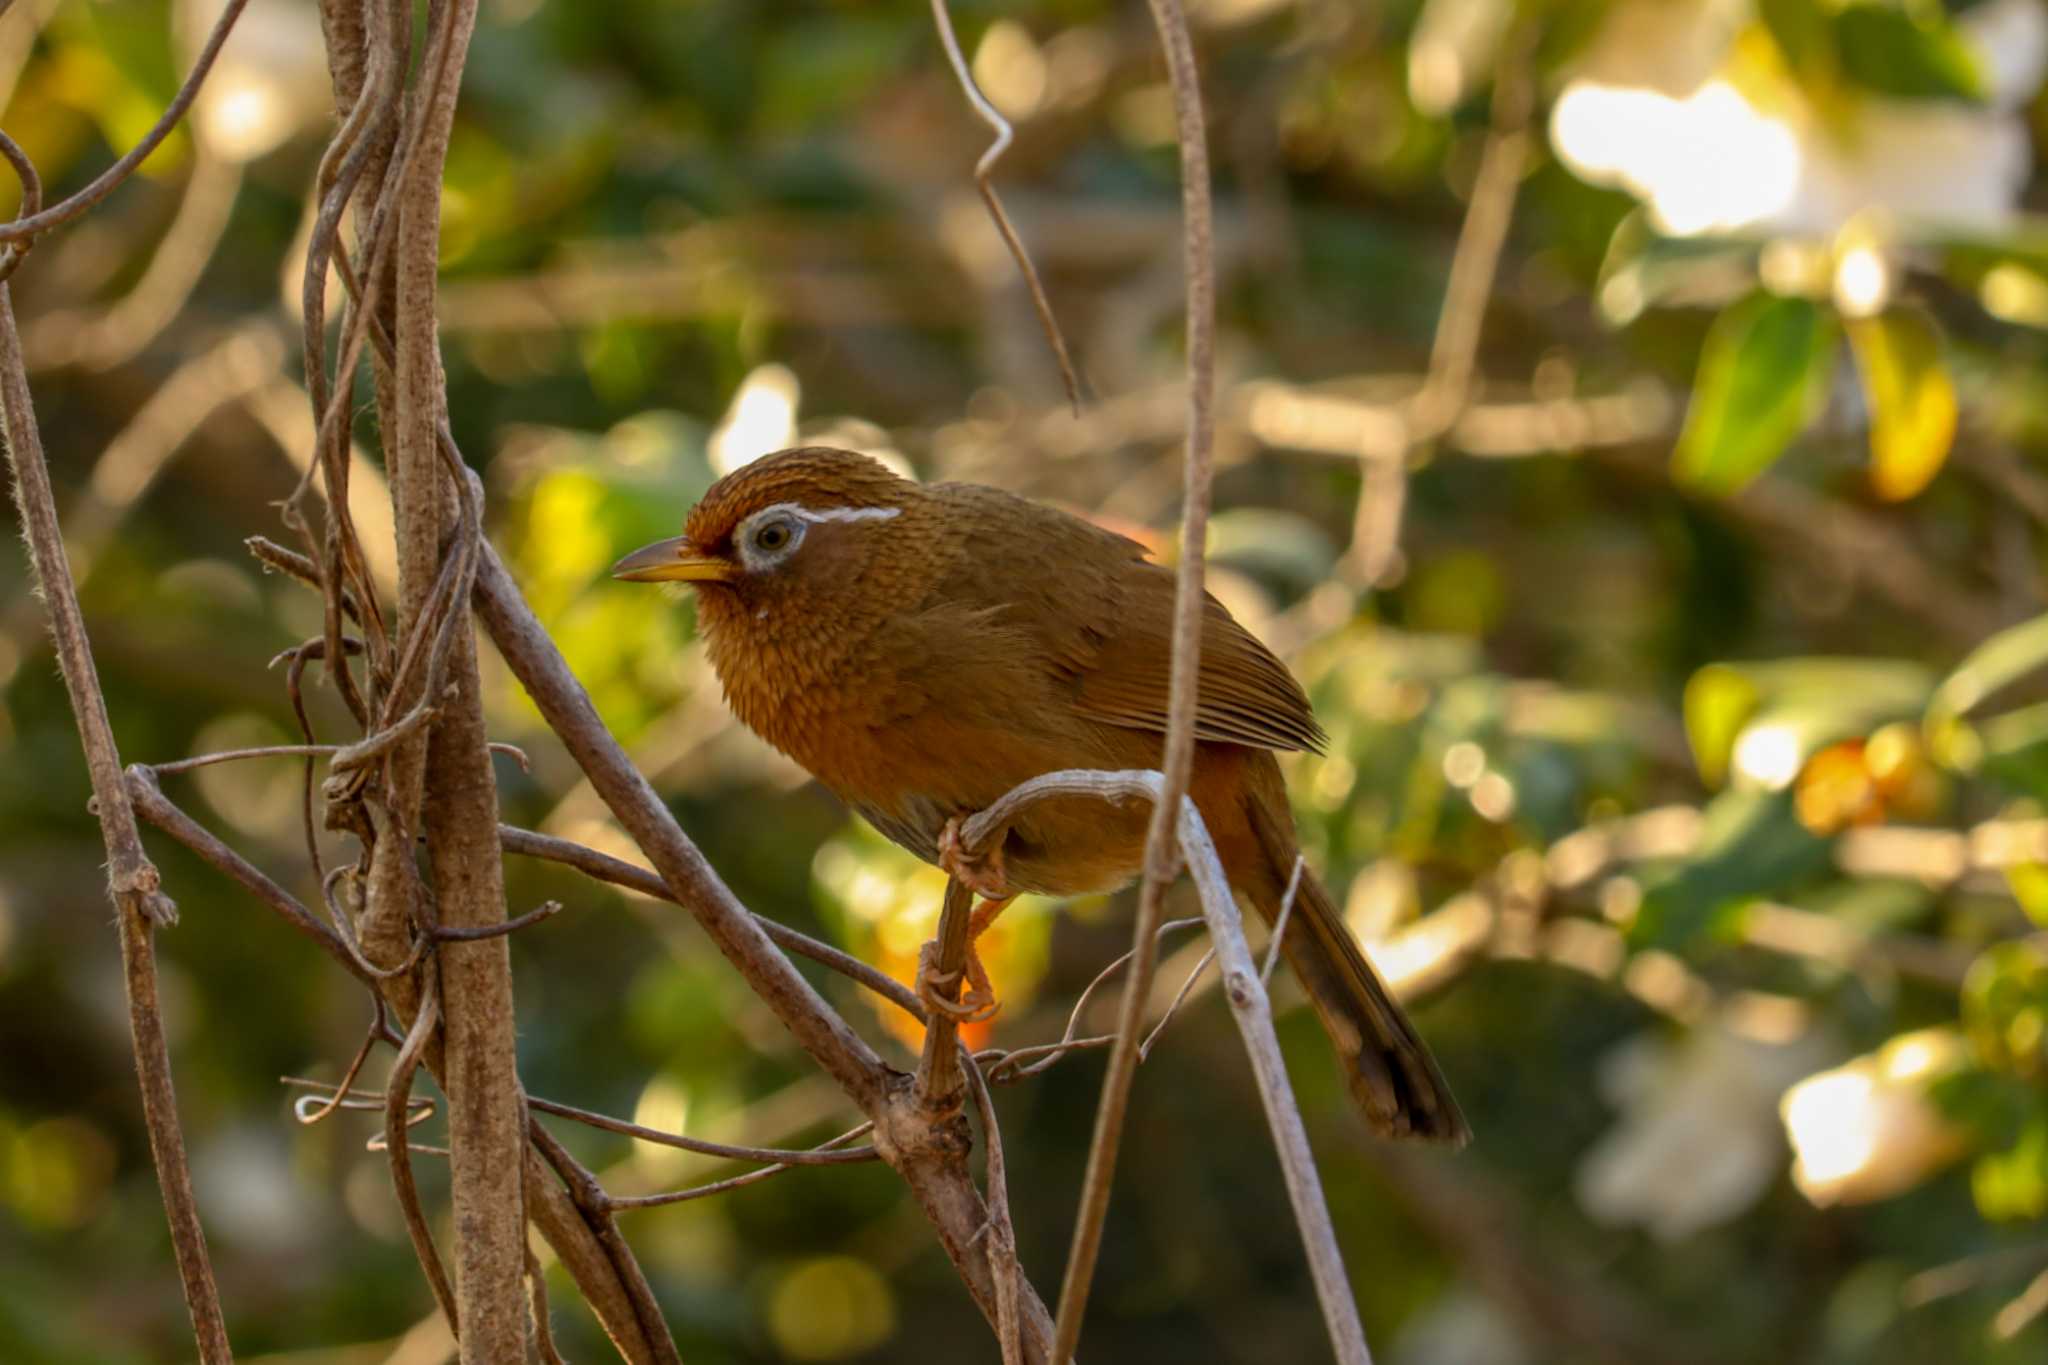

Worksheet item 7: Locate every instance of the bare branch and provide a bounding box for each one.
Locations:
[966,1059,1026,1365]
[605,1121,878,1211]
[525,1124,682,1365]
[528,1095,879,1168]
[980,770,1376,1362]
[1344,20,1533,589]
[0,0,254,254]
[1176,796,1372,1363]
[126,765,372,985]
[386,983,460,1332]
[0,213,229,1359]
[1052,2,1214,1352]
[497,823,926,1020]
[928,0,1083,411]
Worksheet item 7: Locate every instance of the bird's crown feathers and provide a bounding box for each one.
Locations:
[685,446,911,552]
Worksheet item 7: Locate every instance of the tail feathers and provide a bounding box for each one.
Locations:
[1246,798,1470,1145]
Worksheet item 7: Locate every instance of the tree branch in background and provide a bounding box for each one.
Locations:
[928,0,1084,413]
[0,0,253,265]
[0,135,230,1359]
[1345,20,1533,589]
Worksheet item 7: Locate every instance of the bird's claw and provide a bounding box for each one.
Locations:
[938,816,1010,899]
[918,941,1000,1024]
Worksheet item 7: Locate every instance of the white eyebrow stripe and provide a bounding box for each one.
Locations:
[755,502,901,526]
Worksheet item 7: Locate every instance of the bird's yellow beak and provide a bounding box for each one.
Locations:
[610,535,734,584]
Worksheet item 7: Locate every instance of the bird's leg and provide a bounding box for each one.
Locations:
[952,893,1015,1017]
[967,894,1014,942]
[917,890,1017,1025]
[919,819,1015,1023]
[938,815,1010,900]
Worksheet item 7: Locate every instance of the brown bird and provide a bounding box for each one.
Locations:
[614,446,1467,1143]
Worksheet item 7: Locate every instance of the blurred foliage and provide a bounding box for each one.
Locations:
[7,0,2048,1361]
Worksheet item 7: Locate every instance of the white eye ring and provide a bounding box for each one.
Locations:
[736,509,806,570]
[733,501,900,572]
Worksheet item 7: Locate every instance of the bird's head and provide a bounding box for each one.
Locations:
[611,446,915,602]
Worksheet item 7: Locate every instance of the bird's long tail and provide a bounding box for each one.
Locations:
[1243,789,1470,1144]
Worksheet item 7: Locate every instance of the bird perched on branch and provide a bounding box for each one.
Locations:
[614,446,1467,1143]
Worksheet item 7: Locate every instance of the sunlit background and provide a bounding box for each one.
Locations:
[5,0,2048,1360]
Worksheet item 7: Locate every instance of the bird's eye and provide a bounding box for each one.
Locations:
[751,518,794,553]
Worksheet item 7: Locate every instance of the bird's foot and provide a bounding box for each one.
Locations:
[918,940,1000,1023]
[938,816,1010,900]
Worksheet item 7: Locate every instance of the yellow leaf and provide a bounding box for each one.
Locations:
[1847,307,1956,502]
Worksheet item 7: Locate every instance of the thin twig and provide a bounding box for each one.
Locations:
[528,1246,568,1365]
[966,1058,1026,1365]
[0,179,229,1357]
[433,900,562,941]
[289,1013,387,1126]
[0,0,254,251]
[604,1121,879,1211]
[1260,854,1305,989]
[978,916,1206,1081]
[497,824,926,1020]
[125,766,371,985]
[1344,20,1533,590]
[1141,945,1215,1062]
[152,745,343,775]
[928,0,1083,411]
[385,982,460,1333]
[528,1095,879,1167]
[1051,1,1214,1356]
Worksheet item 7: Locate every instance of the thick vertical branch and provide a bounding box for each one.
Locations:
[382,3,527,1359]
[1051,0,1214,1356]
[0,283,230,1357]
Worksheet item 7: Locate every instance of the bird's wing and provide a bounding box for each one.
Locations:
[934,484,1325,754]
[1069,558,1326,754]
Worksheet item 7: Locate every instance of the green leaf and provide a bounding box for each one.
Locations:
[1846,307,1957,500]
[1929,613,2048,725]
[1688,658,1933,787]
[1978,700,2048,797]
[1632,788,1832,947]
[1684,663,1761,788]
[1972,1121,2048,1221]
[1963,940,2048,1077]
[2006,862,2048,929]
[1595,210,1761,326]
[1760,0,1837,78]
[1675,294,1839,495]
[1835,4,1986,102]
